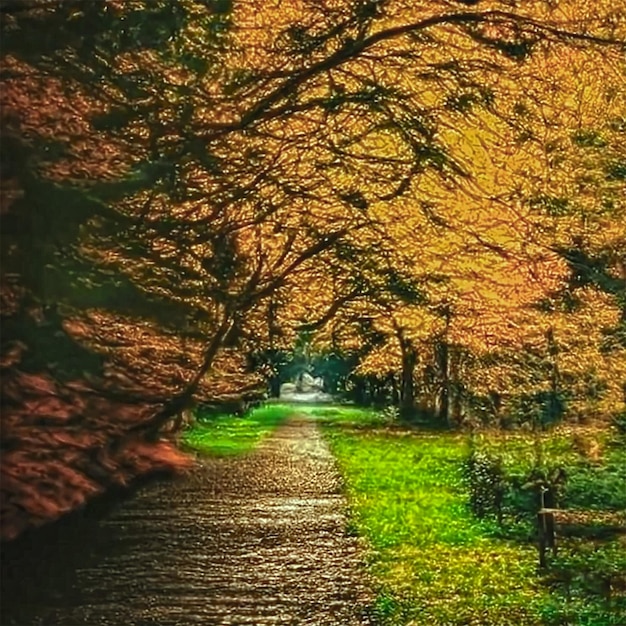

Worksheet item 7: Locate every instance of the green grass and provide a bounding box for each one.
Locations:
[181,403,293,456]
[469,428,626,512]
[466,428,626,626]
[320,409,625,625]
[321,412,549,626]
[296,403,381,423]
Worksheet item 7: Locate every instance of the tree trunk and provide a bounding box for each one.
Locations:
[368,376,383,405]
[267,298,280,399]
[269,375,281,398]
[390,373,400,406]
[400,340,417,419]
[353,377,367,406]
[137,313,235,437]
[450,346,463,424]
[436,339,450,424]
[322,375,335,394]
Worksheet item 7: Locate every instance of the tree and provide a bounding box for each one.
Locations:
[287,15,626,420]
[2,0,625,539]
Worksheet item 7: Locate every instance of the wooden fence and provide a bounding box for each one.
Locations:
[537,507,626,568]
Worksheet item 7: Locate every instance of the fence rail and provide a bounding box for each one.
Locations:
[537,507,626,568]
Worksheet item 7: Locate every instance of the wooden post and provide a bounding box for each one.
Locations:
[538,508,557,567]
[544,487,557,558]
[537,486,557,568]
[538,510,547,568]
[546,510,556,556]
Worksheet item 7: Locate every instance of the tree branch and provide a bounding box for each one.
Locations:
[204,10,624,137]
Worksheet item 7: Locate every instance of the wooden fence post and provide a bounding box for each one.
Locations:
[537,486,557,568]
[537,510,548,568]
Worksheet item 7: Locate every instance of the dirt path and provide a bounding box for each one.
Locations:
[1,417,375,625]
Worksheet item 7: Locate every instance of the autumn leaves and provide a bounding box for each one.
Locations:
[0,0,625,536]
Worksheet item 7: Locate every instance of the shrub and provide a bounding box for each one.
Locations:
[380,405,400,424]
[547,540,626,612]
[506,390,569,429]
[563,465,626,511]
[462,450,506,522]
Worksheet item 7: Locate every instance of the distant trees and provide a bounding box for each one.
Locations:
[266,1,626,423]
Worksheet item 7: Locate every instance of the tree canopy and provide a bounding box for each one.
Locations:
[1,0,625,539]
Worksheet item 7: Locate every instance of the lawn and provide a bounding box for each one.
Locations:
[319,417,545,625]
[315,406,625,626]
[181,403,293,456]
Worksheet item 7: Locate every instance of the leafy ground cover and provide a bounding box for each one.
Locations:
[312,405,625,626]
[181,404,293,456]
[465,427,626,625]
[468,427,626,514]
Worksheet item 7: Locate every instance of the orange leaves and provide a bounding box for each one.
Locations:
[1,0,625,541]
[1,55,131,183]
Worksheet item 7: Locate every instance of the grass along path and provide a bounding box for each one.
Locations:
[180,402,622,624]
[308,406,548,626]
[181,403,293,456]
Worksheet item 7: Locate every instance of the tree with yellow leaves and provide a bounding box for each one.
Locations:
[2,0,625,538]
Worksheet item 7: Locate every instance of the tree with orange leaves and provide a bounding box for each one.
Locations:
[2,0,625,539]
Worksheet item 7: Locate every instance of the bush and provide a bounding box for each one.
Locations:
[563,465,626,511]
[546,539,626,621]
[380,405,400,424]
[464,452,570,533]
[462,450,506,521]
[506,390,568,429]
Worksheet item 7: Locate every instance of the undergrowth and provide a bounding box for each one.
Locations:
[319,407,546,626]
[318,405,625,626]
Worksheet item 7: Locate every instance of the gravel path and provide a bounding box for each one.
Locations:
[1,416,375,625]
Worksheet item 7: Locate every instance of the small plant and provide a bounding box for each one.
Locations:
[463,450,506,522]
[373,591,406,623]
[522,465,567,509]
[380,405,400,424]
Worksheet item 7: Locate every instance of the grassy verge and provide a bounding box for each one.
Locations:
[181,403,293,456]
[295,404,381,423]
[317,406,625,625]
[314,407,546,625]
[466,428,626,626]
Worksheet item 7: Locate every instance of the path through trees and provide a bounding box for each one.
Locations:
[2,0,625,540]
[0,416,374,626]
